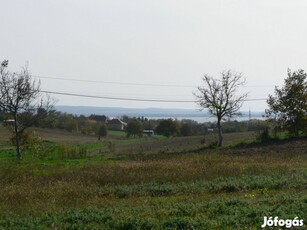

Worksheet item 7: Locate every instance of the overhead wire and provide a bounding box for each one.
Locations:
[41,90,267,103]
[33,75,195,88]
[34,74,268,103]
[33,74,275,88]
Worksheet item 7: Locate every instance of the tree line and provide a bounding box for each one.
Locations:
[1,60,306,159]
[194,69,307,146]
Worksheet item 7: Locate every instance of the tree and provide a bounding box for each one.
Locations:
[194,70,247,146]
[0,60,53,160]
[98,124,108,139]
[126,118,143,137]
[180,122,193,136]
[266,69,307,137]
[155,119,180,137]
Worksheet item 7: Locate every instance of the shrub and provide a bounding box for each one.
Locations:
[126,119,143,138]
[156,119,180,137]
[59,144,88,159]
[98,124,108,139]
[255,128,270,143]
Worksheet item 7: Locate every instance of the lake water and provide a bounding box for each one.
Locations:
[146,116,265,123]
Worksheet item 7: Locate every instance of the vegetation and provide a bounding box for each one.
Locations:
[155,119,180,137]
[126,118,144,138]
[98,124,108,139]
[0,124,306,229]
[1,64,306,228]
[0,60,53,160]
[266,69,307,137]
[194,70,248,146]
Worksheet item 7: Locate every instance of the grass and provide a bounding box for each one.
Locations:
[0,125,306,229]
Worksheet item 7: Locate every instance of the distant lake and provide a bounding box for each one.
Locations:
[146,116,265,123]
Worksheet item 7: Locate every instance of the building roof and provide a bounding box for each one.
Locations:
[107,118,127,125]
[89,115,108,123]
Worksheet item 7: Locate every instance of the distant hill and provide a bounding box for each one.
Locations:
[55,105,264,119]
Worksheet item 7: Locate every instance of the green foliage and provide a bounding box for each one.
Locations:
[208,141,218,149]
[107,141,116,153]
[180,122,193,136]
[266,69,307,137]
[98,124,108,139]
[0,111,5,122]
[0,192,306,229]
[0,126,306,229]
[58,144,88,159]
[126,118,143,138]
[255,128,270,143]
[156,119,180,137]
[23,133,44,158]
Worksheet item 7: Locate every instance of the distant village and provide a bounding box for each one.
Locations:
[89,115,126,131]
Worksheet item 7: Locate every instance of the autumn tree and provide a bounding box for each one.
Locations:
[155,119,180,138]
[266,69,307,137]
[0,60,53,160]
[194,70,247,146]
[126,118,143,137]
[98,124,108,139]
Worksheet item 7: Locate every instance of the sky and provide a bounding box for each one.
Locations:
[1,0,307,112]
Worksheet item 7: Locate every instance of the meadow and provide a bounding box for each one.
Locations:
[0,125,306,229]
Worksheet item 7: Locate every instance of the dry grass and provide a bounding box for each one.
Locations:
[0,125,306,229]
[0,139,306,215]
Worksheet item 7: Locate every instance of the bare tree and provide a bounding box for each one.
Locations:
[0,60,53,160]
[194,70,248,146]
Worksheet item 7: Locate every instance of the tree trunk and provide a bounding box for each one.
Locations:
[217,118,223,146]
[14,113,22,160]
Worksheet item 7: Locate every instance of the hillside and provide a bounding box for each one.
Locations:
[0,126,306,229]
[55,105,264,119]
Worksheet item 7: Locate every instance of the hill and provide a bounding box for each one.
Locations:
[55,105,264,120]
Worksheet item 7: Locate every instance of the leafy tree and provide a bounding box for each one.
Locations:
[126,118,143,137]
[194,70,247,146]
[98,124,108,139]
[0,60,53,160]
[180,122,193,136]
[156,119,180,137]
[266,69,307,137]
[142,119,157,130]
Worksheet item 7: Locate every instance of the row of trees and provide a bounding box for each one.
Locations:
[195,69,306,146]
[1,59,306,159]
[126,118,187,138]
[125,117,267,138]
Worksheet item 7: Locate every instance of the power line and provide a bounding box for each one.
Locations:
[42,90,267,103]
[33,74,275,88]
[34,75,196,88]
[41,91,195,102]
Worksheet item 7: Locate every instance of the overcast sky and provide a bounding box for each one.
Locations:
[1,0,307,112]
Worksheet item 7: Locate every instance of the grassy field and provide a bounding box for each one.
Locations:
[0,125,306,229]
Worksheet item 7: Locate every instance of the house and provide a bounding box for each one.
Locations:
[89,115,108,124]
[107,118,127,131]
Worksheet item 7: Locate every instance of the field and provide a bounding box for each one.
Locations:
[0,125,306,229]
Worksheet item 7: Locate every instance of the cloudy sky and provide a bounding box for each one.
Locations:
[1,0,307,112]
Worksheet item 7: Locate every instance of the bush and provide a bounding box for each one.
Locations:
[180,123,192,136]
[126,119,143,138]
[98,124,108,139]
[255,128,270,143]
[156,119,180,137]
[59,144,88,159]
